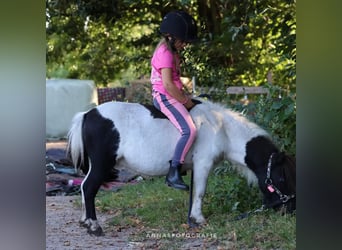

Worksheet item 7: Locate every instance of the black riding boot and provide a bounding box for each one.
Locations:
[165,163,189,191]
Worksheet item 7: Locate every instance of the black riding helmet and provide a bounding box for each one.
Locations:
[160,11,198,43]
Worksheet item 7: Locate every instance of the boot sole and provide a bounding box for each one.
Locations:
[165,181,189,191]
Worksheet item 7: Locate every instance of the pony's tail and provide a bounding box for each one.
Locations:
[67,111,87,174]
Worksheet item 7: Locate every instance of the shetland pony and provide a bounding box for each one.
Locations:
[67,99,296,236]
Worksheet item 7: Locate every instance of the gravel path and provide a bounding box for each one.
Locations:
[45,141,152,249]
[45,195,221,250]
[46,196,141,250]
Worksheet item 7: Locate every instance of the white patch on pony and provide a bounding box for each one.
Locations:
[88,219,100,231]
[97,100,268,223]
[97,102,179,176]
[67,111,87,172]
[191,101,266,183]
[69,99,273,226]
[80,158,92,223]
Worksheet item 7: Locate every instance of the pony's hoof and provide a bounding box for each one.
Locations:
[79,220,88,228]
[188,217,202,228]
[87,226,104,236]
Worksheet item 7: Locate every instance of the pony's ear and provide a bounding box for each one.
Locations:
[273,152,285,165]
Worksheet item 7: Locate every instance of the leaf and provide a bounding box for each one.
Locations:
[284,103,295,116]
[271,101,283,110]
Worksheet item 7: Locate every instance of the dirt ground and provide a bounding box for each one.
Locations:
[46,196,135,250]
[46,140,129,249]
[45,141,220,249]
[46,195,224,250]
[46,140,136,249]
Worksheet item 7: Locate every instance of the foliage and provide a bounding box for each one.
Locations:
[46,0,161,85]
[46,0,296,93]
[208,161,262,213]
[180,0,296,96]
[228,83,296,156]
[253,84,296,155]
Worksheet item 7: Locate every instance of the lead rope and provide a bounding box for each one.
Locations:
[187,170,195,227]
[231,205,267,221]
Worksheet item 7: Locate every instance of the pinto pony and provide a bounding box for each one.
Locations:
[67,99,296,236]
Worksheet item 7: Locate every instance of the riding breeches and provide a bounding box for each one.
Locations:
[153,91,197,167]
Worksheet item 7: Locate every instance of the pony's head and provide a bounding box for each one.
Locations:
[260,152,296,213]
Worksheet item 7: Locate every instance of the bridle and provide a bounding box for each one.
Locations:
[264,153,296,207]
[231,152,296,221]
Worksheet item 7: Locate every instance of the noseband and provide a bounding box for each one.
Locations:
[265,153,295,207]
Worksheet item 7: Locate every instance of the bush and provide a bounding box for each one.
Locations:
[229,84,296,156]
[205,161,262,214]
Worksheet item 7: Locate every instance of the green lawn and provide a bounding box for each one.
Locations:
[93,166,296,249]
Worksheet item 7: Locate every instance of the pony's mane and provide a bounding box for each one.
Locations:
[197,99,226,111]
[195,99,268,137]
[191,99,226,128]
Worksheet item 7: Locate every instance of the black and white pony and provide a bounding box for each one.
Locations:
[67,99,296,236]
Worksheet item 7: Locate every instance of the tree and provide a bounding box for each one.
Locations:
[46,0,296,92]
[46,0,296,154]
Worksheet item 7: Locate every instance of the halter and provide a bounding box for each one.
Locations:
[232,153,296,221]
[265,153,296,206]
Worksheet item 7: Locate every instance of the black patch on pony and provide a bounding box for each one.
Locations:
[244,135,279,173]
[142,99,202,119]
[82,108,120,182]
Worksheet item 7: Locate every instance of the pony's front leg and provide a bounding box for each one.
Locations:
[189,161,212,225]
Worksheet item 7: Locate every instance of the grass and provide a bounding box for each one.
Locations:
[91,166,296,249]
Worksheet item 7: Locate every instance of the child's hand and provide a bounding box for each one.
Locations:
[184,99,195,110]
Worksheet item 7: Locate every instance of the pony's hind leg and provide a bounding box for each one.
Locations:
[80,150,118,236]
[80,108,120,236]
[79,160,105,236]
